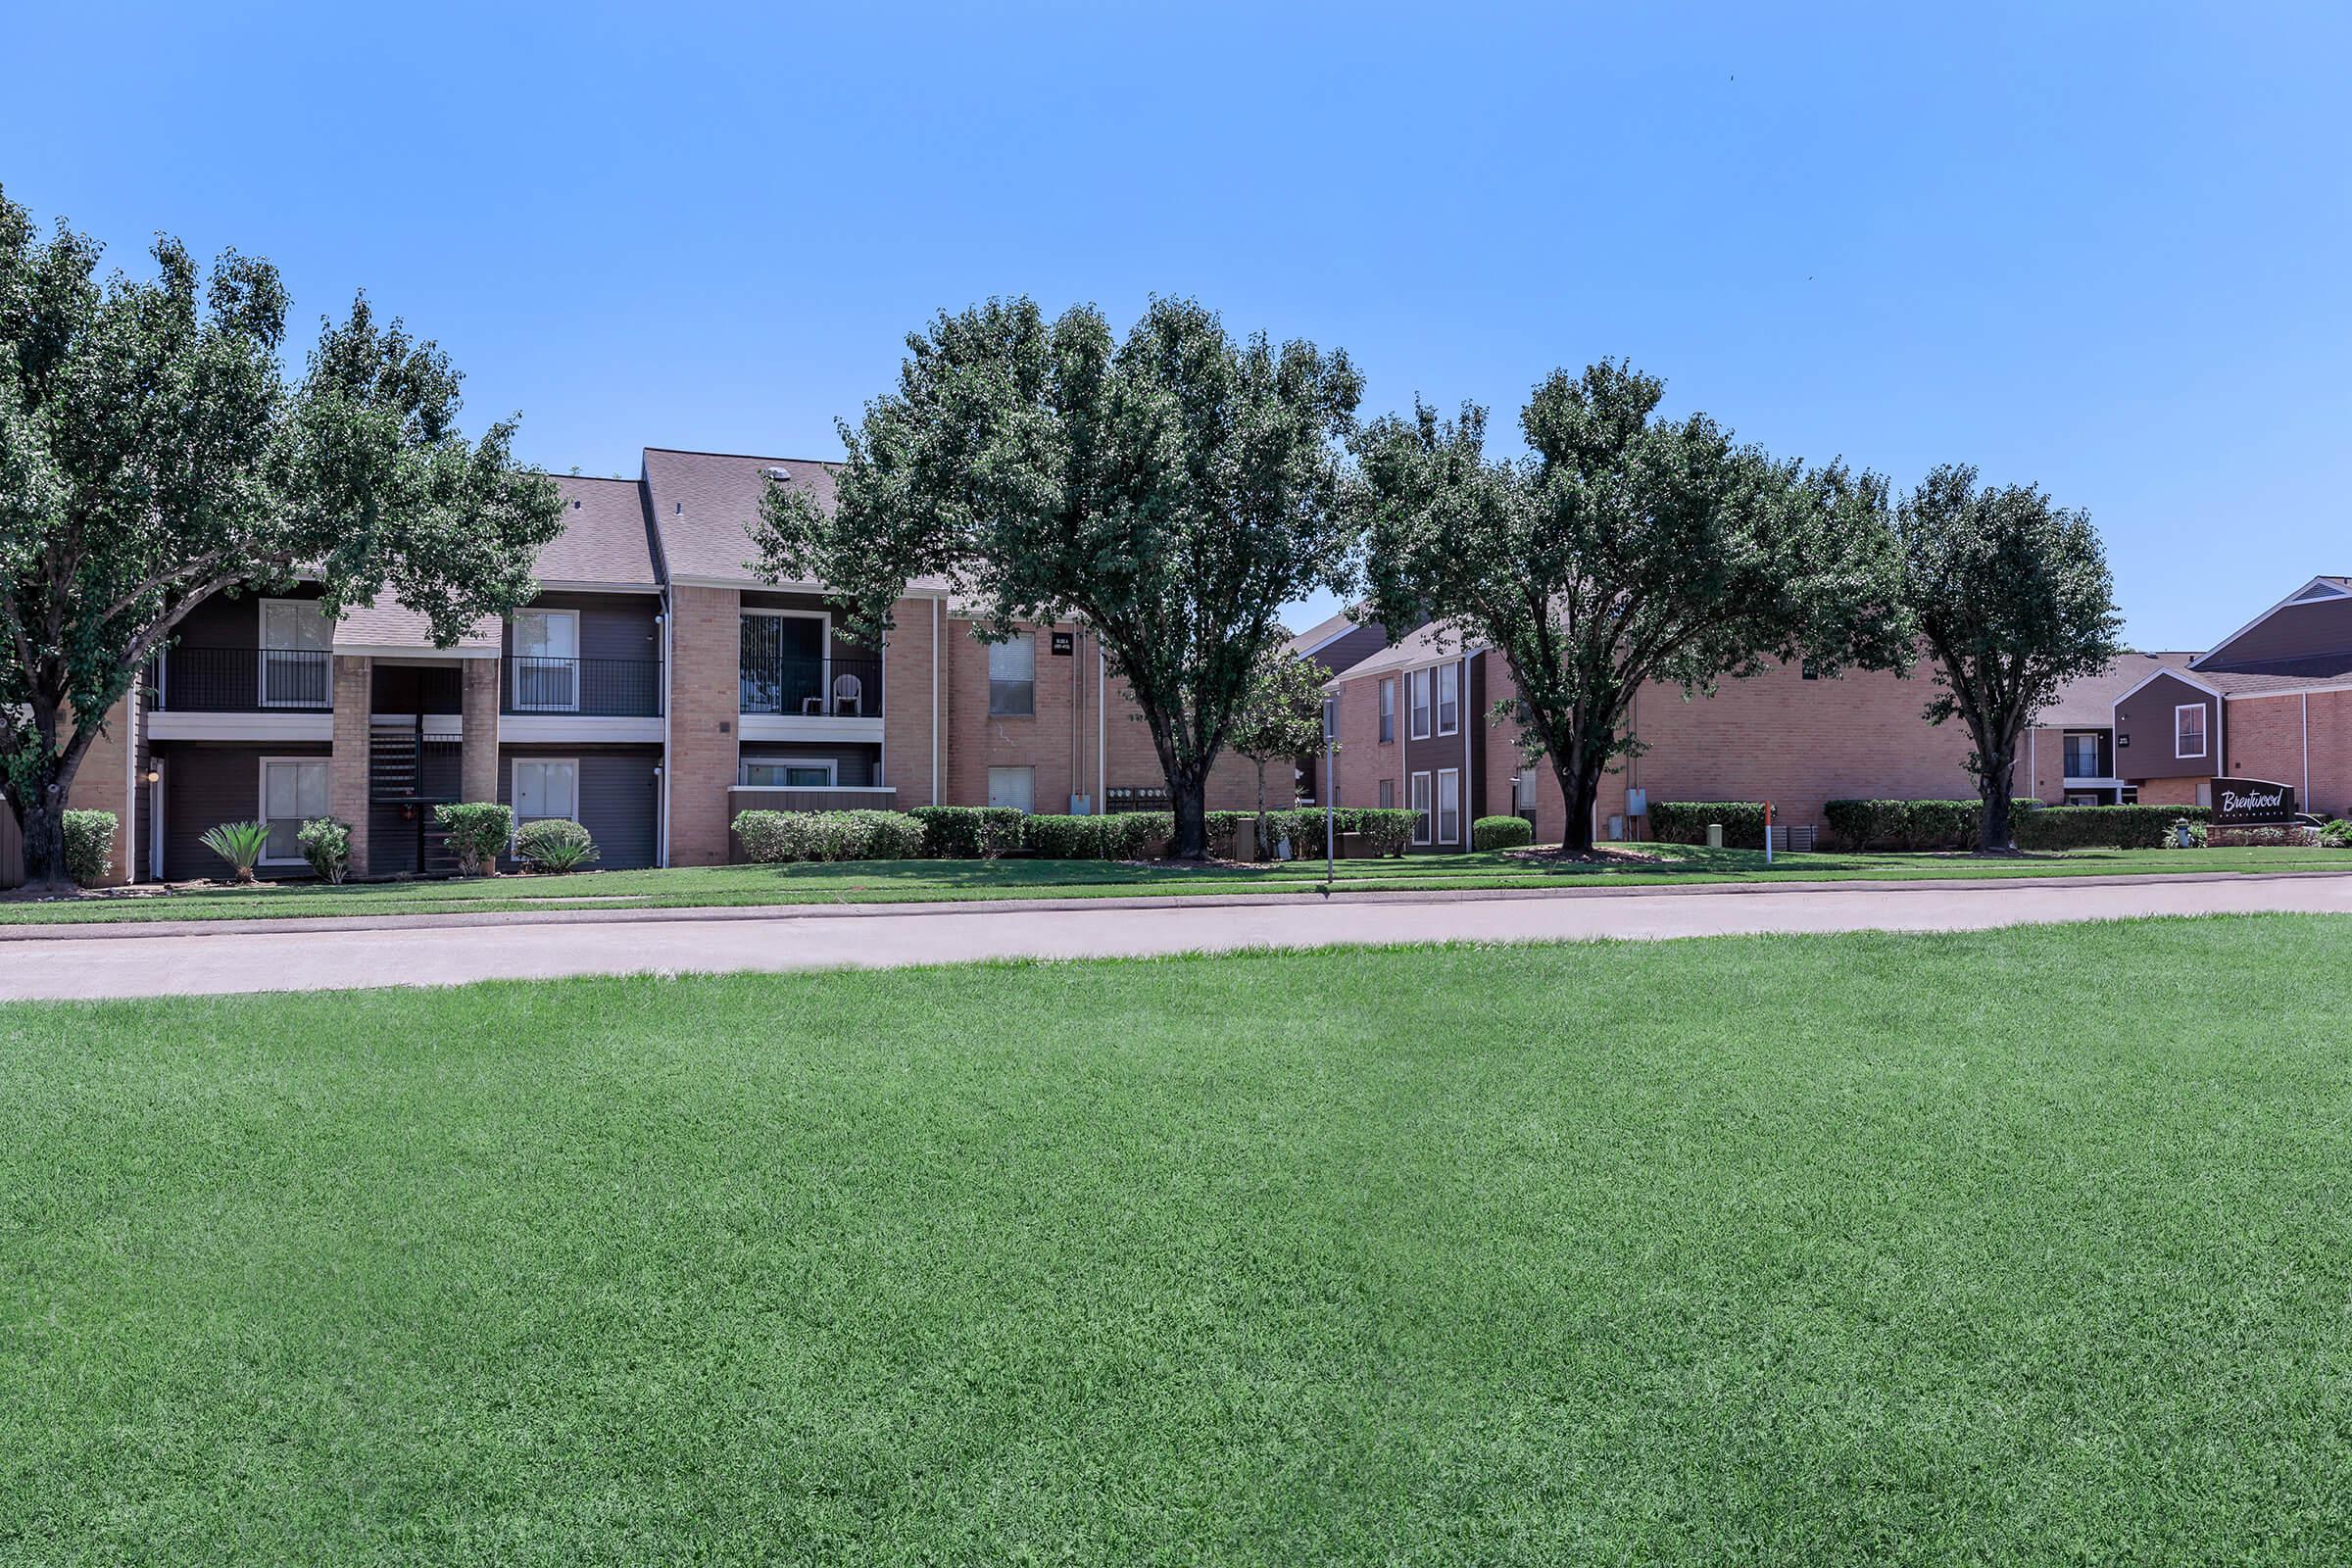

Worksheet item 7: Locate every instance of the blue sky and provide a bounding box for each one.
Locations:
[7,2,2348,648]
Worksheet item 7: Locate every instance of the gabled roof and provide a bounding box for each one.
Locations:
[534,474,660,590]
[1287,606,1366,659]
[1323,620,1481,685]
[2191,575,2352,669]
[640,447,954,596]
[331,603,502,659]
[2034,651,2202,727]
[2111,662,2225,707]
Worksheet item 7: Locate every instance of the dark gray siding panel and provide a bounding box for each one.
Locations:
[2113,671,2221,779]
[157,742,329,882]
[496,746,662,870]
[2203,595,2352,669]
[504,592,662,663]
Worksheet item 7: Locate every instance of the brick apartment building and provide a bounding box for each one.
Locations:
[64,448,1255,884]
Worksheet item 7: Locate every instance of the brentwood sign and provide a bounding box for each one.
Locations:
[2213,777,2297,824]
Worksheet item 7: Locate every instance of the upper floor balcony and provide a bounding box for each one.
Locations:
[500,655,664,717]
[736,650,883,742]
[148,646,332,713]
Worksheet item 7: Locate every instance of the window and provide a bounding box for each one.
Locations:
[1409,771,1432,844]
[511,609,581,711]
[259,598,332,709]
[1799,661,1820,681]
[989,634,1036,716]
[1437,662,1459,735]
[1437,767,1460,844]
[1409,669,1432,739]
[258,758,328,864]
[1378,677,1396,742]
[513,759,579,828]
[988,765,1035,812]
[2175,703,2207,760]
[1378,777,1395,808]
[740,758,836,787]
[2062,733,2103,778]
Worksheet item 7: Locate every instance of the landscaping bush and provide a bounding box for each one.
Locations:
[734,808,926,863]
[296,816,351,883]
[2208,823,2318,849]
[907,806,1026,858]
[1822,798,2043,852]
[1649,801,1767,849]
[2322,818,2352,849]
[1353,808,1416,858]
[1105,810,1173,859]
[1472,814,1534,851]
[514,817,601,872]
[1204,810,1254,859]
[2013,804,2210,852]
[61,808,116,887]
[198,819,270,882]
[2169,819,2210,850]
[1023,814,1111,858]
[433,802,514,874]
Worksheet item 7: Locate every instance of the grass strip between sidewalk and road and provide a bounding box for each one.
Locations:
[6,841,2351,925]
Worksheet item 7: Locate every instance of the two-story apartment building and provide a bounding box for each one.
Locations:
[69,448,1255,883]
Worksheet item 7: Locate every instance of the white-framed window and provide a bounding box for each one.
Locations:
[258,756,329,865]
[513,758,579,830]
[988,765,1036,813]
[1378,776,1395,808]
[1378,677,1396,743]
[2174,703,2207,760]
[989,633,1037,716]
[1409,669,1432,739]
[1437,767,1460,844]
[740,758,837,787]
[1409,771,1432,844]
[1437,662,1459,735]
[511,608,581,711]
[259,598,332,709]
[2062,732,2104,779]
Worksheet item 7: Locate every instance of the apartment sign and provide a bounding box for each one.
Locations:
[1050,631,1075,656]
[2213,777,2296,823]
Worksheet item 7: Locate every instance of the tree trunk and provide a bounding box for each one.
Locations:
[1170,770,1210,860]
[1553,754,1602,855]
[1978,762,2016,854]
[15,790,73,894]
[1252,760,1267,861]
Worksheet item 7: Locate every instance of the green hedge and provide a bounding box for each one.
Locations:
[1823,798,2042,852]
[1471,814,1534,851]
[1250,807,1418,859]
[62,808,117,887]
[734,808,928,863]
[906,806,1026,858]
[1022,812,1172,859]
[1649,802,1769,849]
[433,803,514,874]
[2013,805,2211,852]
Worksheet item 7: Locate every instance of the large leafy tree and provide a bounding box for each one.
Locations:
[1894,464,2122,852]
[1349,361,1911,853]
[0,190,563,889]
[757,295,1362,858]
[1227,640,1331,843]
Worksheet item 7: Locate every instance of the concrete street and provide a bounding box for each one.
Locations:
[4,873,2350,1001]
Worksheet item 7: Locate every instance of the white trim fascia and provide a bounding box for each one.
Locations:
[498,715,663,744]
[2220,680,2352,701]
[725,783,898,794]
[1292,620,1370,660]
[333,644,501,661]
[2190,576,2352,669]
[529,580,663,596]
[370,711,465,739]
[147,711,335,742]
[667,572,952,599]
[2061,775,2127,789]
[2113,665,2225,705]
[737,713,885,744]
[659,585,672,867]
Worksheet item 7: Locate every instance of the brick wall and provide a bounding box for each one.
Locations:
[668,583,742,864]
[63,693,137,884]
[879,595,940,808]
[330,656,372,876]
[2136,775,2205,808]
[2217,690,2352,818]
[460,660,499,805]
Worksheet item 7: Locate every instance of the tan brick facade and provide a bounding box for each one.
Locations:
[667,583,744,865]
[879,595,941,808]
[62,693,138,885]
[330,656,372,877]
[2214,688,2352,818]
[460,660,500,807]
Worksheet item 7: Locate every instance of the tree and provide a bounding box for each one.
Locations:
[1894,464,2122,853]
[756,295,1362,858]
[0,190,564,889]
[1349,361,1911,854]
[1227,641,1331,852]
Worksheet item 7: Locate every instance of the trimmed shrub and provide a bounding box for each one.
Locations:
[734,808,926,863]
[199,819,270,882]
[2208,823,2318,849]
[1205,810,1254,859]
[1649,801,1768,849]
[2013,804,2210,852]
[907,806,1025,858]
[1105,810,1173,859]
[1024,814,1111,858]
[434,802,514,874]
[1353,808,1416,858]
[2322,818,2352,848]
[514,817,601,872]
[296,816,352,883]
[62,808,117,887]
[1822,798,2042,852]
[1472,814,1534,852]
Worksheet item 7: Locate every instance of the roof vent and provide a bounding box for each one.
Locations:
[674,502,682,514]
[571,498,581,509]
[763,466,794,482]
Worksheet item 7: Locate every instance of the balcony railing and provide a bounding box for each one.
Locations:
[740,653,883,717]
[148,646,332,711]
[500,656,663,717]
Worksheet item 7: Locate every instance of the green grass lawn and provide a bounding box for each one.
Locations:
[7,841,2350,925]
[7,918,2352,1563]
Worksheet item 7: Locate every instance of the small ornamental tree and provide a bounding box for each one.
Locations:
[1227,642,1332,853]
[1894,464,2123,853]
[1349,362,1911,853]
[755,296,1362,858]
[0,190,564,890]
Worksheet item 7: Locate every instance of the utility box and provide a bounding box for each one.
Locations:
[1626,788,1647,818]
[1068,794,1093,815]
[1705,823,1724,850]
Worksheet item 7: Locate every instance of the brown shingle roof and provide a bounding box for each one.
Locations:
[644,447,953,595]
[535,474,659,589]
[2034,652,2203,728]
[1323,621,1478,685]
[331,602,502,657]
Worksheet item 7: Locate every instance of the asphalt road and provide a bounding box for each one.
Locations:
[6,874,2351,1001]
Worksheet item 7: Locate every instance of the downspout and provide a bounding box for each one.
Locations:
[2303,691,2312,804]
[1097,642,1106,811]
[930,596,941,806]
[125,672,140,883]
[658,587,672,867]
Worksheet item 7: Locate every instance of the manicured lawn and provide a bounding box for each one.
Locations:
[6,841,2350,924]
[6,918,2352,1562]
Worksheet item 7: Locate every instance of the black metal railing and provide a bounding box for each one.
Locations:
[148,646,332,711]
[739,654,883,717]
[500,656,664,717]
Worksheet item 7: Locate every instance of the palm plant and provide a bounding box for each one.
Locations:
[199,820,272,883]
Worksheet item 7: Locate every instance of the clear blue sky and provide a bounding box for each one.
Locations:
[8,2,2348,649]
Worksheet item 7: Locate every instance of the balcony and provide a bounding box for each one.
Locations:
[149,645,332,712]
[499,656,663,717]
[738,652,883,742]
